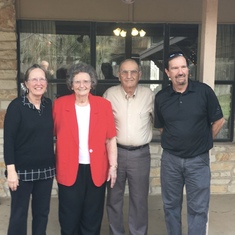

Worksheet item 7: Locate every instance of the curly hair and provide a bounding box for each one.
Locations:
[66,63,98,91]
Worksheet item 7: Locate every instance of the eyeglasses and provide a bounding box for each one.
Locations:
[73,80,91,85]
[120,70,139,77]
[28,78,47,83]
[169,52,183,59]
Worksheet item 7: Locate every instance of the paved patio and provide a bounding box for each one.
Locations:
[0,194,234,235]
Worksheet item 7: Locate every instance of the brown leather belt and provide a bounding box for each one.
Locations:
[117,143,149,151]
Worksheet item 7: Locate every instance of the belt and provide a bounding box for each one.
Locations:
[117,143,149,151]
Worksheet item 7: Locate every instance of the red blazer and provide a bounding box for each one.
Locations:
[53,93,116,187]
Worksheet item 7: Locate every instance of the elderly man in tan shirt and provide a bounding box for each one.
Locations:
[103,59,154,235]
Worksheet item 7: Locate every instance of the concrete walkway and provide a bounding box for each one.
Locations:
[0,194,234,235]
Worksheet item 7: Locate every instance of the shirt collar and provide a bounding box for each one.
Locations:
[169,79,195,95]
[121,85,137,99]
[22,95,46,110]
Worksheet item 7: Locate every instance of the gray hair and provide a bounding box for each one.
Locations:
[118,59,141,72]
[66,63,98,91]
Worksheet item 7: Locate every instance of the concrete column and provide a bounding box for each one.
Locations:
[199,0,218,89]
[199,1,218,234]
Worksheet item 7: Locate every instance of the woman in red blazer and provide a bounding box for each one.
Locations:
[53,63,117,235]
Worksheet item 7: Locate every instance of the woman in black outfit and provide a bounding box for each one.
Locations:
[4,64,55,235]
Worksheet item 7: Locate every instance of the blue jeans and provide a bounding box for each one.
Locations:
[161,150,210,235]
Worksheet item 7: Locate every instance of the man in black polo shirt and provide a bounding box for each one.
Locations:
[154,52,225,235]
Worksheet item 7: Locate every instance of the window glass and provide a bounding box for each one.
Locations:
[19,20,91,100]
[134,24,164,95]
[169,24,198,81]
[214,84,233,140]
[215,25,235,141]
[215,25,235,81]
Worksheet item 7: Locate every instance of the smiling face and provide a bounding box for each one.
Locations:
[25,68,47,97]
[165,56,189,92]
[71,72,92,98]
[118,60,141,91]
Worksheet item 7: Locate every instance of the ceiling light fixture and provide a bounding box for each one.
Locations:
[113,28,146,37]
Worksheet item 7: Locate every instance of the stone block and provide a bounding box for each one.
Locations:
[0,100,11,110]
[150,167,160,177]
[0,59,16,69]
[211,179,231,185]
[0,42,16,50]
[150,177,161,186]
[0,32,16,41]
[0,161,5,168]
[0,4,16,31]
[0,50,16,60]
[216,152,235,161]
[0,69,17,79]
[0,111,6,129]
[0,89,17,100]
[210,185,227,194]
[0,80,17,89]
[212,145,227,153]
[210,162,234,171]
[221,171,231,177]
[210,154,216,163]
[211,172,220,178]
[150,158,160,167]
[150,144,162,154]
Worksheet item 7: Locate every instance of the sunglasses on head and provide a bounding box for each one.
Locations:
[169,52,184,59]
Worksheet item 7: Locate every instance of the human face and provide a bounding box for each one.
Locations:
[165,56,189,92]
[119,60,141,90]
[25,68,47,97]
[72,72,91,98]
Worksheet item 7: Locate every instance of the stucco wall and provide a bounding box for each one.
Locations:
[0,0,234,197]
[15,0,235,23]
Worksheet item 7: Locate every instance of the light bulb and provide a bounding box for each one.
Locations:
[139,29,146,37]
[120,30,127,37]
[113,28,121,36]
[131,28,139,36]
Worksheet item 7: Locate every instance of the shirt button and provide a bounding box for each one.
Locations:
[89,149,93,153]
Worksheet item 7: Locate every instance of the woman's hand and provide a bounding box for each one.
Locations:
[106,136,118,188]
[7,165,19,191]
[107,165,117,188]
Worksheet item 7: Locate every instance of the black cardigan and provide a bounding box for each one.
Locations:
[4,96,55,173]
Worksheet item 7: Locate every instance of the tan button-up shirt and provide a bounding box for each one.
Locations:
[103,85,154,146]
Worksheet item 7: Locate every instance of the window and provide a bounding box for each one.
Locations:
[23,21,235,141]
[214,25,235,141]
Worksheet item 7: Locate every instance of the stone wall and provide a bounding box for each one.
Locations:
[0,0,17,196]
[0,0,235,197]
[149,143,235,195]
[1,142,235,197]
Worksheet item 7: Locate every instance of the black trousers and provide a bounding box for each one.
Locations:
[8,178,54,235]
[58,164,106,235]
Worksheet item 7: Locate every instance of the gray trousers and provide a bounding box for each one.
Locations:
[106,145,150,235]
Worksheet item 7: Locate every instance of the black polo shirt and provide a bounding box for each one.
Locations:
[154,79,223,158]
